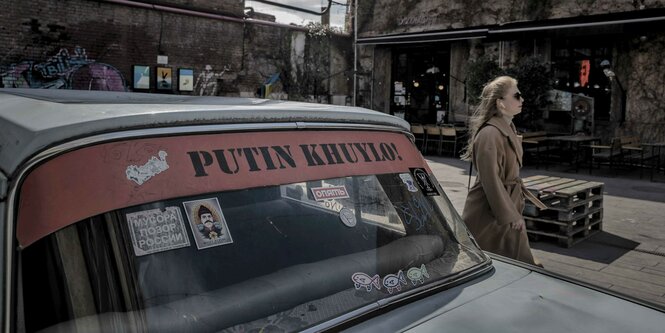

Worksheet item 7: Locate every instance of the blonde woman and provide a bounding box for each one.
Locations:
[461,76,546,266]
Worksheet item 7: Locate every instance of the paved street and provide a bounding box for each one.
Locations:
[426,155,665,308]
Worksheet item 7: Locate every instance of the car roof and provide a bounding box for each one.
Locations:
[0,89,409,176]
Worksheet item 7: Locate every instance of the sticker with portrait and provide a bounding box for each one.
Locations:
[183,198,233,249]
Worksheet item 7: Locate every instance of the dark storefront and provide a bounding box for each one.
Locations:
[390,44,450,125]
[357,4,665,142]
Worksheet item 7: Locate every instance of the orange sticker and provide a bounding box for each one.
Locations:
[311,185,350,201]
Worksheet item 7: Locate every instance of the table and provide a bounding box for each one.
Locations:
[546,135,601,172]
[522,136,552,169]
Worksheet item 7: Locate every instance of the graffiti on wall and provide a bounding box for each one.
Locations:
[397,15,436,27]
[0,46,127,91]
[194,64,230,96]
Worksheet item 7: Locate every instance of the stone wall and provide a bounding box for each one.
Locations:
[371,46,392,113]
[359,0,665,37]
[356,45,374,109]
[449,41,470,124]
[619,34,665,142]
[329,35,354,104]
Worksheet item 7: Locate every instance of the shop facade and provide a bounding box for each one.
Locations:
[355,1,665,142]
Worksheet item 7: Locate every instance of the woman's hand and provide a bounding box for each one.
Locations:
[510,218,525,231]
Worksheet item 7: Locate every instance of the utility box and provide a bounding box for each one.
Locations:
[543,90,595,136]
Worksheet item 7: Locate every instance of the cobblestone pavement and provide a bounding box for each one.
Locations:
[425,155,665,308]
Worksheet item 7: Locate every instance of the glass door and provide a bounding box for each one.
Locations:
[391,45,450,125]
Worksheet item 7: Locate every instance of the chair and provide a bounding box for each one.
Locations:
[521,131,554,169]
[589,137,623,174]
[440,126,458,157]
[423,125,442,155]
[410,124,425,152]
[621,136,657,179]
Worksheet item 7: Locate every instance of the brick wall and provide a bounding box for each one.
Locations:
[0,0,352,102]
[156,0,244,16]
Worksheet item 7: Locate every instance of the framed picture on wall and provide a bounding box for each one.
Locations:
[132,65,151,90]
[156,66,173,90]
[178,68,194,92]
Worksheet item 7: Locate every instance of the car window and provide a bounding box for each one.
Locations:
[17,130,486,332]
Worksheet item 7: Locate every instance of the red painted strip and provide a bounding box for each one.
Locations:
[17,130,429,247]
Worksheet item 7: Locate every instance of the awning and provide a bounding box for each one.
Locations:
[356,28,488,45]
[356,8,665,45]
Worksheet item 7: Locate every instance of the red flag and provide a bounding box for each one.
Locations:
[579,60,590,87]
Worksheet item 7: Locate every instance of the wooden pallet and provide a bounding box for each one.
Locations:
[524,196,603,221]
[526,218,602,248]
[525,209,602,234]
[522,175,604,247]
[522,176,604,208]
[524,175,602,202]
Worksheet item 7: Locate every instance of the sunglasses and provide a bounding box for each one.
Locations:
[499,92,522,101]
[513,92,522,100]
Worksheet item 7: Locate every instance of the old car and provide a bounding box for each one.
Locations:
[0,88,664,332]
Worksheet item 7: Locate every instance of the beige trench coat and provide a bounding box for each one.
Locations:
[462,116,540,265]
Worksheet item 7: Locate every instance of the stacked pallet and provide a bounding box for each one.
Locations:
[522,175,604,248]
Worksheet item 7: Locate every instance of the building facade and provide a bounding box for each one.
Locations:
[355,0,665,142]
[0,0,353,104]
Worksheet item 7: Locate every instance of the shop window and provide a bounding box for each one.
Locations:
[391,45,450,124]
[552,40,612,120]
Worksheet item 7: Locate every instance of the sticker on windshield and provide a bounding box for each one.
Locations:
[126,207,190,256]
[395,196,433,231]
[407,264,429,286]
[339,208,357,227]
[183,198,233,249]
[352,272,381,292]
[126,150,169,185]
[311,185,350,202]
[399,173,418,192]
[410,168,440,196]
[382,270,407,294]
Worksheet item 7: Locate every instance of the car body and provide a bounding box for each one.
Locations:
[0,88,663,332]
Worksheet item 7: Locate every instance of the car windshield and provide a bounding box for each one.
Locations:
[18,130,487,332]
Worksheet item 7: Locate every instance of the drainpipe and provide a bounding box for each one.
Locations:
[353,0,358,106]
[99,0,310,32]
[370,46,375,110]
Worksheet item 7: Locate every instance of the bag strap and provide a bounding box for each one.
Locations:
[467,160,473,190]
[467,122,488,191]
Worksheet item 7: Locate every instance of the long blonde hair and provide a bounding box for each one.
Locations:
[460,76,517,161]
